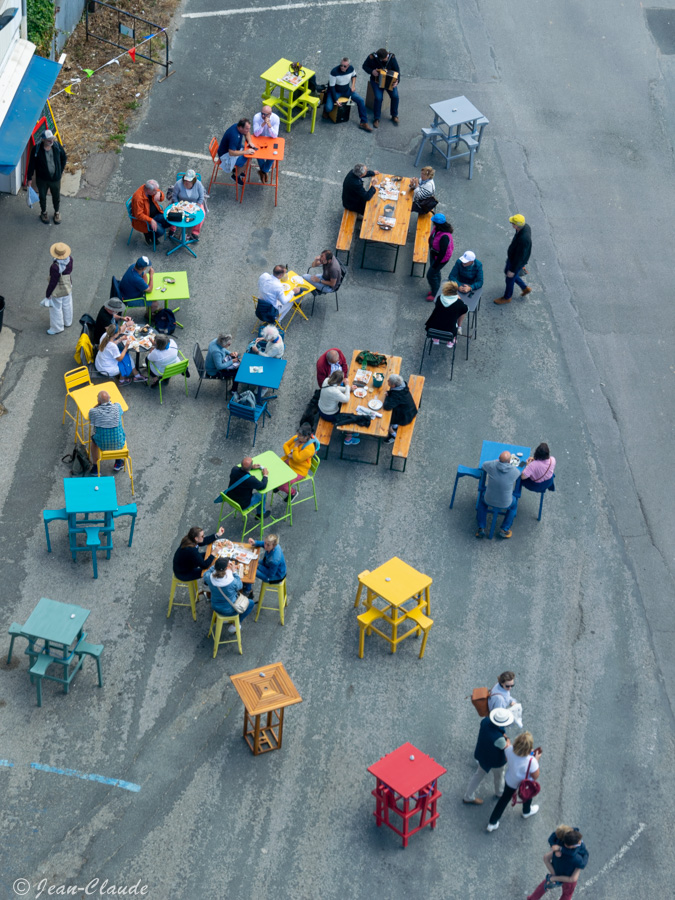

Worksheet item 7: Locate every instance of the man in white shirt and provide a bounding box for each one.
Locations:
[252,106,280,183]
[257,265,302,321]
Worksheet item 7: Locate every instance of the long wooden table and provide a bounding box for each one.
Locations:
[337,350,402,465]
[360,174,415,272]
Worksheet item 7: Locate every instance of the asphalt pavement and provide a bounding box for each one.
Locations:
[0,0,673,898]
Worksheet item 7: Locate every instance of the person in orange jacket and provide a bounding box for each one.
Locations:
[278,423,319,498]
[130,179,176,246]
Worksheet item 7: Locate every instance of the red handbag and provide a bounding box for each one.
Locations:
[512,756,541,806]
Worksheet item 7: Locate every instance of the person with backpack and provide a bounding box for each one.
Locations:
[147,334,179,387]
[463,706,514,805]
[278,423,319,499]
[486,731,541,831]
[527,827,588,898]
[426,214,454,301]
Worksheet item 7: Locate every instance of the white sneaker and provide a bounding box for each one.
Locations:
[522,805,539,819]
[227,624,237,634]
[457,326,462,335]
[486,821,499,832]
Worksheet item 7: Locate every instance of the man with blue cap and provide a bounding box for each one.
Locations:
[426,213,454,300]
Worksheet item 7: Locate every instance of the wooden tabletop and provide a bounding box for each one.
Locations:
[230,661,302,716]
[204,540,259,584]
[360,174,415,246]
[337,351,402,438]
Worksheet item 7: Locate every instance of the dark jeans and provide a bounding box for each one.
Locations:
[503,260,527,299]
[426,264,446,297]
[150,214,172,237]
[477,495,518,531]
[371,83,399,119]
[37,178,61,213]
[325,91,368,123]
[488,784,531,824]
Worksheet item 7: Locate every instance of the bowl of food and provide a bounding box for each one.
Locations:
[353,387,367,398]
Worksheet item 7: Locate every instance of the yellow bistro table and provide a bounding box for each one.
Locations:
[70,382,128,452]
[279,270,314,327]
[355,557,432,654]
[260,58,317,133]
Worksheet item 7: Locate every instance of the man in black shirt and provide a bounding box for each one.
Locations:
[494,214,533,304]
[362,48,400,127]
[93,298,131,346]
[227,457,269,514]
[27,129,67,224]
[342,163,381,215]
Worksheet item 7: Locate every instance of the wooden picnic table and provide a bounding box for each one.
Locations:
[360,174,415,271]
[337,351,402,464]
[204,540,259,584]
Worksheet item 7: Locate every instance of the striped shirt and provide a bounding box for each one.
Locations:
[414,178,435,202]
[89,401,123,430]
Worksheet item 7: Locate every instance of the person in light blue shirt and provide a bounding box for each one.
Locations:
[247,535,286,595]
[205,334,240,378]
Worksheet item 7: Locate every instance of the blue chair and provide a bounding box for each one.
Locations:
[449,466,482,509]
[43,508,68,552]
[520,474,556,521]
[226,399,268,446]
[71,527,113,579]
[112,503,137,546]
[126,196,156,251]
[7,622,26,664]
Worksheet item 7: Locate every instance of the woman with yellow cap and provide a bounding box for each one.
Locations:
[494,214,532,305]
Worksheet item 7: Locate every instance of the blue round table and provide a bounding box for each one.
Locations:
[165,204,205,259]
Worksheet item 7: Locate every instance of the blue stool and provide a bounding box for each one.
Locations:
[481,503,517,539]
[7,622,26,664]
[520,474,555,521]
[449,466,482,508]
[71,527,113,578]
[113,503,137,546]
[43,508,68,552]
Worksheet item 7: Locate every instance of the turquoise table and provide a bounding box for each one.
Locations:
[64,476,118,556]
[165,205,205,259]
[249,450,295,536]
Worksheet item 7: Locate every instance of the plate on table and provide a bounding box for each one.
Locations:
[290,275,304,285]
[353,370,372,385]
[368,398,383,410]
[353,387,367,398]
[510,455,521,467]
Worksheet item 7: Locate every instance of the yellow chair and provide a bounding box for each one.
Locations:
[208,610,242,656]
[301,93,320,133]
[254,579,289,626]
[95,443,135,496]
[354,570,371,608]
[357,607,386,658]
[404,608,434,659]
[167,575,200,621]
[63,366,92,425]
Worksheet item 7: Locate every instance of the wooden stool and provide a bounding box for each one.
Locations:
[255,579,288,626]
[167,575,200,621]
[95,443,135,496]
[208,611,242,656]
[230,662,302,755]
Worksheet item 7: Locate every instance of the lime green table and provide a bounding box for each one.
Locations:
[260,58,317,133]
[144,271,189,328]
[249,450,296,536]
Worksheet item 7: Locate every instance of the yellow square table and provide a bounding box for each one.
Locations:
[279,270,314,328]
[260,58,317,133]
[70,381,128,452]
[230,662,302,755]
[355,557,432,654]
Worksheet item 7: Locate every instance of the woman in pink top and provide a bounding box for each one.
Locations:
[520,443,556,491]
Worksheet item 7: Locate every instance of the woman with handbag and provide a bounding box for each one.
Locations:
[411,167,438,214]
[486,731,541,832]
[203,558,255,633]
[520,443,556,492]
[170,169,207,241]
[426,214,454,301]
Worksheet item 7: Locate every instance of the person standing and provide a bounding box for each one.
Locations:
[486,731,541,831]
[27,129,67,224]
[362,48,400,127]
[426,214,454,301]
[324,57,372,132]
[494,214,532,304]
[489,671,517,711]
[42,242,73,334]
[463,707,514,805]
[527,828,588,899]
[252,106,281,182]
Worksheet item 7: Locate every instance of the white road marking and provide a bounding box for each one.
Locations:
[123,141,341,185]
[577,823,646,891]
[183,0,391,20]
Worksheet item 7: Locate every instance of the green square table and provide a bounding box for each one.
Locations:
[249,450,296,536]
[260,58,317,133]
[143,271,189,328]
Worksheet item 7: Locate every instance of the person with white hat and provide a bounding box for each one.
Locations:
[463,706,514,806]
[41,243,73,334]
[494,213,532,304]
[26,129,67,224]
[447,250,484,296]
[169,170,207,241]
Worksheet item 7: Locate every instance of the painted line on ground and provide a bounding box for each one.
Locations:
[0,760,14,767]
[30,763,141,793]
[183,0,391,20]
[577,823,646,891]
[123,142,341,186]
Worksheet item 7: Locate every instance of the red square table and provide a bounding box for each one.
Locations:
[367,742,446,847]
[239,136,285,206]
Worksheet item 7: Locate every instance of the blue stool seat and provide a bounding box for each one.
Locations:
[449,466,482,508]
[113,503,138,546]
[520,474,555,520]
[43,508,68,552]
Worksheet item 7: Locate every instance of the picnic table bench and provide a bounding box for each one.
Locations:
[410,213,432,276]
[336,210,357,265]
[390,374,425,472]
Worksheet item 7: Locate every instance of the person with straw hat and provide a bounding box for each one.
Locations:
[41,242,73,334]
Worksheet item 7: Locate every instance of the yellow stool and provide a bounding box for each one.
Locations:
[255,579,289,626]
[95,443,135,496]
[357,607,386,658]
[404,608,434,659]
[208,610,242,656]
[301,94,320,133]
[167,575,200,621]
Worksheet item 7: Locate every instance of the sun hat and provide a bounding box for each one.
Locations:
[489,707,515,728]
[509,214,526,226]
[43,130,54,142]
[431,213,446,224]
[184,169,197,181]
[50,242,71,258]
[135,256,151,268]
[105,298,126,314]
[459,251,476,264]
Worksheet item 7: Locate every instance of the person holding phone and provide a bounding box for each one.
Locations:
[252,106,280,183]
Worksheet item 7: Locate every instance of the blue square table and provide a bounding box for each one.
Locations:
[235,353,287,402]
[479,440,531,468]
[63,477,118,551]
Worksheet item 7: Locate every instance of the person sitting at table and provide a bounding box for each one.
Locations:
[203,557,255,632]
[342,164,381,215]
[318,370,351,423]
[130,180,176,247]
[95,325,146,384]
[245,534,287,597]
[448,250,484,297]
[226,457,269,516]
[93,298,132,346]
[520,443,556,492]
[383,373,417,444]
[278,423,319,499]
[147,334,179,387]
[205,333,240,379]
[476,451,523,540]
[217,117,258,186]
[425,281,469,348]
[252,105,280,183]
[249,325,284,358]
[410,166,437,214]
[170,169,207,241]
[362,47,400,127]
[301,250,342,295]
[117,255,161,317]
[88,390,127,473]
[316,347,348,387]
[324,56,372,132]
[173,525,224,583]
[426,213,455,301]
[258,265,303,321]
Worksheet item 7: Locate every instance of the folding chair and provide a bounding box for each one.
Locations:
[207,138,239,198]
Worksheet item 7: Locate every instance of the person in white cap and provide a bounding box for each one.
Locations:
[463,706,514,806]
[41,242,73,334]
[26,129,67,224]
[448,250,484,296]
[170,170,207,241]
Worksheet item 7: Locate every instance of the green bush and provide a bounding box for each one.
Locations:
[27,0,55,56]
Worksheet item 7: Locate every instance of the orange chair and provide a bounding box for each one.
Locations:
[207,137,238,199]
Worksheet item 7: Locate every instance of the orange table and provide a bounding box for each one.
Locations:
[360,174,415,271]
[239,136,285,206]
[230,662,302,755]
[337,350,402,464]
